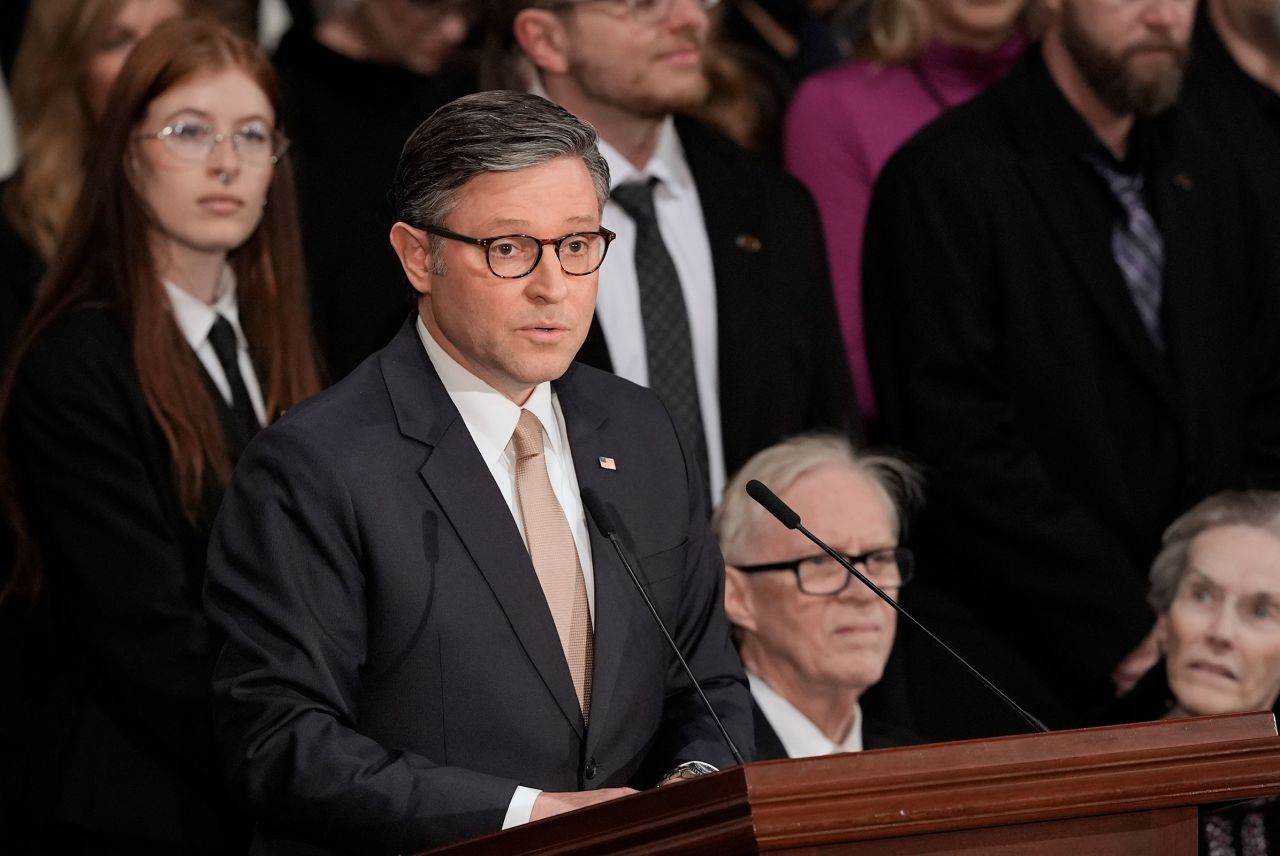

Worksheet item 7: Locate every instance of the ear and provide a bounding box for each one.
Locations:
[389,222,435,297]
[723,567,758,633]
[1154,614,1168,655]
[513,8,571,76]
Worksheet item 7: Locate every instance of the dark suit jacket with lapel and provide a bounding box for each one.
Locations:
[3,307,247,852]
[576,117,858,478]
[750,698,924,760]
[862,48,1280,728]
[205,318,755,855]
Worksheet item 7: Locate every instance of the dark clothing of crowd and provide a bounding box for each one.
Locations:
[273,25,476,380]
[864,45,1280,737]
[2,3,1280,855]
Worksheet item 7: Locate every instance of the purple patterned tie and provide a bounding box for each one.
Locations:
[1088,158,1166,352]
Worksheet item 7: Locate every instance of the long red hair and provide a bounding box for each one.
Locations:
[1,18,322,598]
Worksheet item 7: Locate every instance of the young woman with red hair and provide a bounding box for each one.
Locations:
[1,17,321,853]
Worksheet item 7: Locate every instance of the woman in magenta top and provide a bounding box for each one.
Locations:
[784,0,1027,424]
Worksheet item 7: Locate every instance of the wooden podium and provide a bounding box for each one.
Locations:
[425,712,1280,855]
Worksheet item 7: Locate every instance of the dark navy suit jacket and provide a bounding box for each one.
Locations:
[205,318,753,854]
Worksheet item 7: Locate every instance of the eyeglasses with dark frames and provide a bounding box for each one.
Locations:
[425,225,617,279]
[140,119,290,165]
[733,546,914,597]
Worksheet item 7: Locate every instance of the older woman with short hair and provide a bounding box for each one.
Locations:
[1112,491,1280,854]
[1148,491,1280,720]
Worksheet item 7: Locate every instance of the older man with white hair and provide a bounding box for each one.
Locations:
[713,435,924,759]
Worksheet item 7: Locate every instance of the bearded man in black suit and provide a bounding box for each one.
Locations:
[863,0,1280,739]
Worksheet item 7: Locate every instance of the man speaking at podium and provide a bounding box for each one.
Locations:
[204,91,752,855]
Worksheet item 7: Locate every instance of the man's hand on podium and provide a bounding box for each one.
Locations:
[530,788,637,821]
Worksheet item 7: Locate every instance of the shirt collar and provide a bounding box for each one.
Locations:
[415,316,561,468]
[597,115,695,196]
[164,266,243,351]
[748,670,863,757]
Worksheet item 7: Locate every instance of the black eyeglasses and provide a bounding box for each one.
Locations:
[424,225,616,279]
[734,547,914,597]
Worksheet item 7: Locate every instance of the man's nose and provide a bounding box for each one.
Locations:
[838,571,879,603]
[524,249,570,302]
[668,0,711,31]
[1140,0,1184,30]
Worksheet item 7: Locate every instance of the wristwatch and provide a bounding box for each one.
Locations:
[658,760,719,786]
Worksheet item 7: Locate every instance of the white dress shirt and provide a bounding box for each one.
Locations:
[747,671,864,758]
[164,268,267,425]
[416,317,594,828]
[594,120,727,500]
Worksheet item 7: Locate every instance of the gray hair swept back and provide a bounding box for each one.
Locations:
[712,434,923,563]
[1149,491,1280,614]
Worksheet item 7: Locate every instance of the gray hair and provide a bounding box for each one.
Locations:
[712,434,923,563]
[392,90,610,271]
[1149,491,1280,613]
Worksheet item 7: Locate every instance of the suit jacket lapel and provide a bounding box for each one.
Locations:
[1005,74,1177,408]
[555,365,635,741]
[382,321,586,737]
[675,117,760,425]
[1152,137,1210,454]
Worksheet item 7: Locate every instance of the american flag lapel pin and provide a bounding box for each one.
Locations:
[598,456,617,471]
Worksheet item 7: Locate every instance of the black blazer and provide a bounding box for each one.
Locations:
[576,117,858,479]
[863,48,1280,724]
[205,318,754,855]
[3,307,247,852]
[751,698,924,760]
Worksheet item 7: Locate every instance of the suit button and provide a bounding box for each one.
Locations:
[584,758,598,780]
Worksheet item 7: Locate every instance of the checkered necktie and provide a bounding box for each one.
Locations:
[512,409,593,721]
[610,178,710,498]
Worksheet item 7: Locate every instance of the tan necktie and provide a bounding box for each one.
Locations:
[512,409,593,721]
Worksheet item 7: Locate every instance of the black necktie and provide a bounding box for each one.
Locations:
[207,315,261,450]
[610,178,710,500]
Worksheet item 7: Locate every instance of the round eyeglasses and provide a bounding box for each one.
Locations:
[733,547,914,597]
[425,225,617,279]
[547,0,721,24]
[141,119,290,165]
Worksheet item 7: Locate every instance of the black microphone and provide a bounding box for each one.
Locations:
[581,488,745,766]
[744,479,1049,734]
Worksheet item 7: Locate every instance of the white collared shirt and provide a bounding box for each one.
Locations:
[747,670,864,758]
[164,268,267,424]
[416,317,596,616]
[416,317,594,830]
[594,120,726,500]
